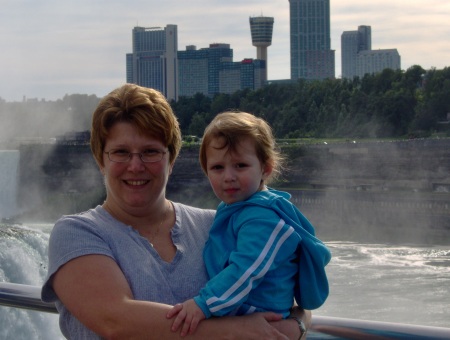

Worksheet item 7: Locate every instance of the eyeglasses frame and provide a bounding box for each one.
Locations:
[104,150,167,163]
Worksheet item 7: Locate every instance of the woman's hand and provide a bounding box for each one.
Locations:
[270,307,312,340]
[210,312,289,340]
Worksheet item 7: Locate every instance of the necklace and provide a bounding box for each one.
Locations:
[149,201,170,246]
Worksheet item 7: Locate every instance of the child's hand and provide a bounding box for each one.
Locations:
[166,303,183,319]
[166,299,206,336]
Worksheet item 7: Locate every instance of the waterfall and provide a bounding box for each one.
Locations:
[0,224,62,339]
[0,150,20,220]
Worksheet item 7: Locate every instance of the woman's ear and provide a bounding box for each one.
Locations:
[96,157,105,175]
[98,161,105,176]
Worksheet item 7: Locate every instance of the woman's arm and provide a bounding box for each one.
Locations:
[52,254,293,339]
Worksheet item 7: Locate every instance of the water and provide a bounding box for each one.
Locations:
[0,150,20,219]
[313,242,450,328]
[0,223,62,339]
[1,224,449,339]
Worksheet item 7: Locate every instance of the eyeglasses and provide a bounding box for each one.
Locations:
[104,149,167,163]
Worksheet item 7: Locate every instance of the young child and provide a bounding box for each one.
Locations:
[167,111,331,336]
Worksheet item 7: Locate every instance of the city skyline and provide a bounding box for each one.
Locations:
[0,0,449,102]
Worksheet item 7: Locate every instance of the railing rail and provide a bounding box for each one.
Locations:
[1,282,450,339]
[0,282,57,313]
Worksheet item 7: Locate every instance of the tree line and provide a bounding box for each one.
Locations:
[1,65,449,142]
[171,65,450,139]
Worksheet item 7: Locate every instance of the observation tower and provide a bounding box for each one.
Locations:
[249,16,274,81]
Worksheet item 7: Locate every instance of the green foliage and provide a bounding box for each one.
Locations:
[2,66,449,141]
[171,66,450,139]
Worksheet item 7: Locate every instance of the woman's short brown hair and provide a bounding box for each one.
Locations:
[90,84,181,167]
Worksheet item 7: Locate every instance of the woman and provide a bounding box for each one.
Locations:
[41,84,310,339]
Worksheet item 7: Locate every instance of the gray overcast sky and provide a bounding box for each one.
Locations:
[0,0,449,102]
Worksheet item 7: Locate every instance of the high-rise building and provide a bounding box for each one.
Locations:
[219,61,241,95]
[341,25,371,79]
[356,49,401,77]
[341,31,359,79]
[219,59,267,94]
[240,59,266,91]
[207,43,234,95]
[178,43,233,97]
[126,25,178,100]
[177,45,209,97]
[178,44,266,97]
[249,16,274,82]
[289,0,335,80]
[357,25,371,52]
[341,25,400,79]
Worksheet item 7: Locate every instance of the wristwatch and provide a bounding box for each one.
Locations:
[288,316,307,340]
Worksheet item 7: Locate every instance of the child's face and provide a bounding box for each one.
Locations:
[205,137,272,205]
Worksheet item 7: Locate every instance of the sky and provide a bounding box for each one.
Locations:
[0,0,449,102]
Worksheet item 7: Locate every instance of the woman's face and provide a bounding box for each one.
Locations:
[100,122,172,215]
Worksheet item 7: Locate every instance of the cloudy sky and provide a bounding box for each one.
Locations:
[0,0,449,102]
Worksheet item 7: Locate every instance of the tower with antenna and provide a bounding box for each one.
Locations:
[249,15,274,80]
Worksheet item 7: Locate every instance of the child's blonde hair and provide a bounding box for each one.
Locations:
[199,111,283,184]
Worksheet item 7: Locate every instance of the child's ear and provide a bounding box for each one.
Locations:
[262,162,273,180]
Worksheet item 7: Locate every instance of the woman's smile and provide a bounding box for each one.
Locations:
[124,179,150,186]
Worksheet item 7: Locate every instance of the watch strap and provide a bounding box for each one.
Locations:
[288,316,307,340]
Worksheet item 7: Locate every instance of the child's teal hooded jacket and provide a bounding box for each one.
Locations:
[193,188,331,318]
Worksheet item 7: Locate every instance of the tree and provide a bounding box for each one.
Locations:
[188,113,207,137]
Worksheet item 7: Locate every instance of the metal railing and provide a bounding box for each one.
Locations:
[0,282,57,313]
[1,282,450,339]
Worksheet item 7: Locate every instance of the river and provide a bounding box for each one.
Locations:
[1,223,449,339]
